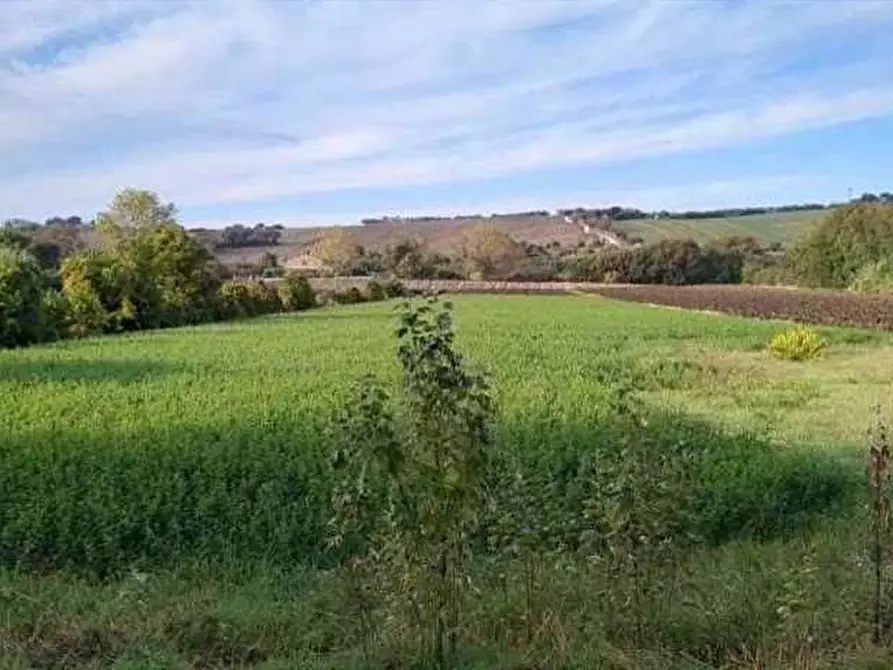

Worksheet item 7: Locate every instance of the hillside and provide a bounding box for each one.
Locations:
[615,209,826,245]
[213,209,826,268]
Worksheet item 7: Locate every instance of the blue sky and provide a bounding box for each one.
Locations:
[3,0,893,227]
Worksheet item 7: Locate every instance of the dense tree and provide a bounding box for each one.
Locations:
[277,273,316,311]
[44,216,86,228]
[459,225,524,280]
[95,189,178,233]
[789,203,893,288]
[378,236,459,279]
[570,238,742,285]
[61,190,221,334]
[217,223,281,248]
[2,218,39,230]
[0,229,31,251]
[0,247,54,347]
[28,225,85,272]
[312,229,364,274]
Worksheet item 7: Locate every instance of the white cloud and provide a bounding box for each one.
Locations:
[2,0,893,222]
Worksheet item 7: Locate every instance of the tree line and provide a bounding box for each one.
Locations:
[0,190,321,349]
[307,200,893,292]
[298,224,764,286]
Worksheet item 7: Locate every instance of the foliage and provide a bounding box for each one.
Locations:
[790,203,893,288]
[95,188,178,232]
[769,326,826,361]
[59,191,221,334]
[330,287,366,305]
[330,297,494,666]
[380,237,461,280]
[459,225,525,280]
[849,259,893,294]
[277,273,316,311]
[312,229,365,275]
[59,250,115,336]
[570,238,743,284]
[366,280,386,302]
[28,225,86,272]
[217,280,283,319]
[0,246,54,347]
[382,280,408,298]
[742,254,797,286]
[0,229,31,251]
[584,403,699,644]
[216,223,281,249]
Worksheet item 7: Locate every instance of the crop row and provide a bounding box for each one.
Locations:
[590,284,893,330]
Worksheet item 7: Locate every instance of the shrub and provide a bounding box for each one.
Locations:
[331,297,495,665]
[277,273,316,311]
[0,246,52,347]
[59,194,221,333]
[848,259,893,294]
[790,203,893,288]
[366,280,386,302]
[216,281,252,319]
[243,281,282,315]
[39,290,68,341]
[769,326,826,361]
[742,255,797,286]
[382,280,407,298]
[331,287,366,305]
[568,239,743,285]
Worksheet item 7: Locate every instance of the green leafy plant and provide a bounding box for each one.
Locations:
[769,326,826,361]
[0,245,54,347]
[329,296,495,667]
[583,387,698,646]
[277,273,316,311]
[366,280,386,302]
[849,259,893,294]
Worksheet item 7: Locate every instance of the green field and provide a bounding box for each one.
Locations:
[3,295,893,667]
[615,209,825,246]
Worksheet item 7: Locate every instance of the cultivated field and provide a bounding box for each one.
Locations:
[2,295,893,667]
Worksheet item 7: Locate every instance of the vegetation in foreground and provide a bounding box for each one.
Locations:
[2,294,893,667]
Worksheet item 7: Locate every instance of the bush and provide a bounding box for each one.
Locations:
[244,281,282,316]
[366,280,386,302]
[742,255,797,286]
[569,239,743,285]
[769,326,826,361]
[216,280,282,319]
[331,287,366,305]
[0,246,53,347]
[848,259,893,294]
[39,290,68,341]
[790,203,893,288]
[278,273,316,311]
[382,280,407,298]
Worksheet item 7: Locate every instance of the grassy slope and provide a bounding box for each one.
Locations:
[614,209,824,245]
[2,296,892,667]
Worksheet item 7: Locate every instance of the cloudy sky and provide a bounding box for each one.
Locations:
[3,0,893,226]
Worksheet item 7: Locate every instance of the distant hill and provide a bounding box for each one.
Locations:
[213,213,586,268]
[212,209,827,269]
[614,209,826,246]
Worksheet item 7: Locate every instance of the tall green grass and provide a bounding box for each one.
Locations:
[2,295,892,666]
[0,296,873,576]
